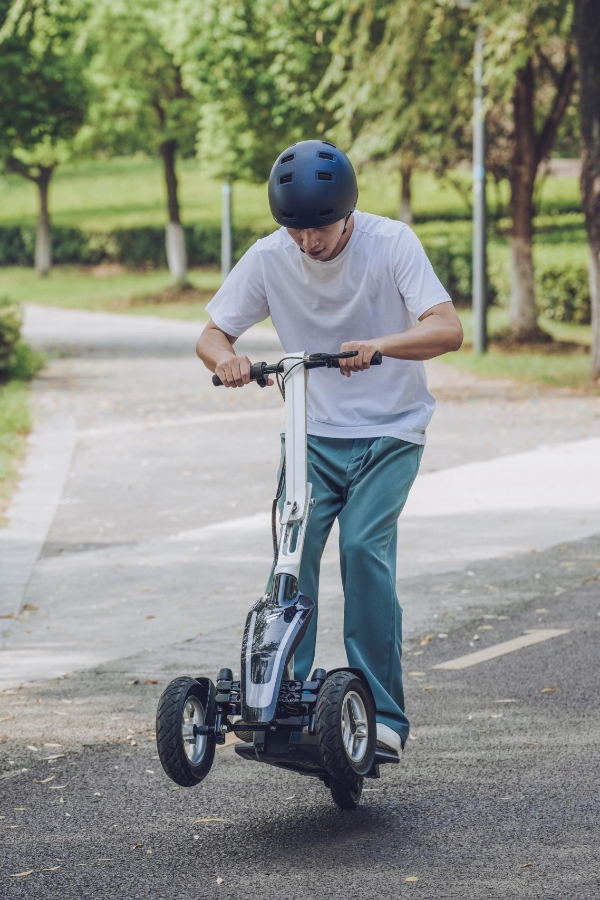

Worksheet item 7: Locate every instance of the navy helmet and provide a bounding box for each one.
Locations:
[268,140,358,230]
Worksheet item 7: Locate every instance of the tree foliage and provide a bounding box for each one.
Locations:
[179,0,338,183]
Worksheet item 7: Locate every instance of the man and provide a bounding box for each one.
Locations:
[196,140,463,758]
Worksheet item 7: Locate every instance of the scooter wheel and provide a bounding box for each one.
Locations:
[330,776,363,810]
[316,670,376,783]
[156,676,216,787]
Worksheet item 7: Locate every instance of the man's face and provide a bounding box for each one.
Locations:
[285,216,350,261]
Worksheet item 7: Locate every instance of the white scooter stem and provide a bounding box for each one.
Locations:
[274,353,314,582]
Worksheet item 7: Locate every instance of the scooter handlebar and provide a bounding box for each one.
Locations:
[211,351,382,386]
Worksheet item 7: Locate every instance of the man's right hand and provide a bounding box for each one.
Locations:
[214,354,252,388]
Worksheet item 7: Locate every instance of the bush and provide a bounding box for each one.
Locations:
[0,296,44,382]
[0,297,23,379]
[0,224,268,269]
[536,263,591,325]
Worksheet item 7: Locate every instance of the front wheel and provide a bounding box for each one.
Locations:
[156,677,216,787]
[330,777,363,810]
[316,670,376,783]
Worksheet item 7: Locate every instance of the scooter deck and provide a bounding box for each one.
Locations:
[233,729,400,780]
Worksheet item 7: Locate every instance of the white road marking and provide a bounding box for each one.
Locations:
[432,629,571,670]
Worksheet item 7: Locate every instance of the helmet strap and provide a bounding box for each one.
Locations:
[341,211,353,235]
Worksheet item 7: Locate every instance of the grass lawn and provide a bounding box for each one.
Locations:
[452,307,596,390]
[0,156,583,232]
[0,380,30,521]
[0,266,221,320]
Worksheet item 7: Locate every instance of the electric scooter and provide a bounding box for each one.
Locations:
[155,350,399,809]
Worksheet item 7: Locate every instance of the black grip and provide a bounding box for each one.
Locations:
[330,350,383,368]
[212,361,267,387]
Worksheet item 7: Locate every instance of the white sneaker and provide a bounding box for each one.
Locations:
[376,723,402,755]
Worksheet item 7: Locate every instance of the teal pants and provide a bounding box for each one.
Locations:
[278,435,423,744]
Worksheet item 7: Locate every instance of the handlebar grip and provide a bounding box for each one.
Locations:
[330,351,383,368]
[212,361,267,387]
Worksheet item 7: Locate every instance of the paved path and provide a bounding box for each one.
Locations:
[1,305,598,688]
[1,304,599,898]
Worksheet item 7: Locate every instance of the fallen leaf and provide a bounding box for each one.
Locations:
[132,842,143,849]
[521,862,533,868]
[144,679,158,685]
[554,587,566,595]
[48,785,67,790]
[43,754,66,761]
[0,612,14,619]
[484,583,498,591]
[26,745,38,752]
[535,608,548,614]
[284,796,296,801]
[408,671,426,677]
[194,817,229,824]
[419,634,434,646]
[216,877,224,885]
[405,876,419,882]
[423,686,436,691]
[59,797,66,804]
[478,625,494,631]
[9,871,33,877]
[145,615,155,620]
[489,713,503,719]
[14,807,26,811]
[525,741,544,746]
[0,715,14,722]
[41,866,61,872]
[53,711,68,717]
[541,687,559,693]
[498,796,514,800]
[23,603,39,611]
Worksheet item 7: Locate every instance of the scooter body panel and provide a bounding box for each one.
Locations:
[241,573,314,723]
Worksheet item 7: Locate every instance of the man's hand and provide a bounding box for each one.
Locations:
[214,354,253,388]
[338,341,381,377]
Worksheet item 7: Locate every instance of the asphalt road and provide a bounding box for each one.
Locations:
[2,541,599,899]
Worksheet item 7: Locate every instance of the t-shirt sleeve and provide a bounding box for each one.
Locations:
[392,226,452,320]
[205,243,269,337]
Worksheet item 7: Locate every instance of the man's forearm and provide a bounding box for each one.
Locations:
[379,313,463,361]
[196,322,238,372]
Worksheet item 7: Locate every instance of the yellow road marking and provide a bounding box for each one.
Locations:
[432,629,570,671]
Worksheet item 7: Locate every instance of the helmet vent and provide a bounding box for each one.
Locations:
[318,151,334,160]
[280,153,295,164]
[317,171,333,181]
[319,208,334,217]
[280,210,295,219]
[279,173,293,184]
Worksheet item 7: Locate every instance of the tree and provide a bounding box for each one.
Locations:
[180,0,339,185]
[0,0,89,276]
[574,0,600,378]
[321,0,473,223]
[83,0,199,287]
[481,0,577,339]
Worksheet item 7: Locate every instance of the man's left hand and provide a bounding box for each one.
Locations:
[338,341,382,377]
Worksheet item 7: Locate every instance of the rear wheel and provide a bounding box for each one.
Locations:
[330,777,363,810]
[316,670,376,785]
[156,677,216,787]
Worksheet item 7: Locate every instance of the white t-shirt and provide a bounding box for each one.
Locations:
[206,210,451,444]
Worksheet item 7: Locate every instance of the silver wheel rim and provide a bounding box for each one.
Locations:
[341,690,369,764]
[181,696,207,766]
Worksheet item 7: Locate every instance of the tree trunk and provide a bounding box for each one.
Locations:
[35,166,53,277]
[575,0,600,379]
[398,162,413,224]
[509,61,539,339]
[160,139,188,289]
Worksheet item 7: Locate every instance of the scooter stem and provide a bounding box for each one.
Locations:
[274,354,314,581]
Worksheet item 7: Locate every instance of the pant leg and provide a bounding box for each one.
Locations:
[338,437,423,744]
[277,436,346,680]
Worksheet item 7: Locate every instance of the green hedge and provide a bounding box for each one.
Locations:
[0,224,261,269]
[0,224,591,324]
